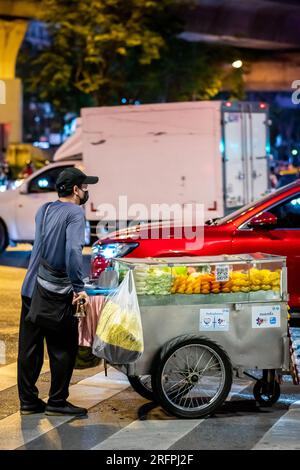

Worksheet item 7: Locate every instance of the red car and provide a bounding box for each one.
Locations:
[91,181,300,311]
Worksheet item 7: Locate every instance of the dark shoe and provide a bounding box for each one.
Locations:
[20,399,47,415]
[45,401,88,417]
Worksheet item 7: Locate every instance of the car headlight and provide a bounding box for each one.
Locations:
[92,242,139,259]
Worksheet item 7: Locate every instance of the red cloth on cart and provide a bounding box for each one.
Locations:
[78,295,105,347]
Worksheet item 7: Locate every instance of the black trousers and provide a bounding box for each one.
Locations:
[17,296,78,407]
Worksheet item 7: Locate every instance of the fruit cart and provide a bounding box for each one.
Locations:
[95,253,291,419]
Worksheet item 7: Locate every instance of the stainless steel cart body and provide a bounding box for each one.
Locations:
[111,254,290,417]
[124,301,289,376]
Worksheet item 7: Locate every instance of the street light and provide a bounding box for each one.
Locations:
[232,60,243,69]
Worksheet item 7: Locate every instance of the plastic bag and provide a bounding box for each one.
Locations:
[92,270,144,364]
[97,268,119,289]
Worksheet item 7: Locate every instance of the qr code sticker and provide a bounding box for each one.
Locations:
[215,265,230,282]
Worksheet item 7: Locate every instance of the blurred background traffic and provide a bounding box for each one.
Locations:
[1,0,300,192]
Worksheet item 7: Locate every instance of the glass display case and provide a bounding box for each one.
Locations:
[114,253,287,305]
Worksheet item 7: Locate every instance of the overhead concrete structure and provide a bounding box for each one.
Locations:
[0,19,27,79]
[182,0,300,50]
[0,19,27,144]
[244,54,300,92]
[0,0,40,19]
[181,0,300,92]
[0,1,40,146]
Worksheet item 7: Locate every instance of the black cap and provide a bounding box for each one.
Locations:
[56,167,99,193]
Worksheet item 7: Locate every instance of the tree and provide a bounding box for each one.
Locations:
[23,0,188,111]
[19,0,245,119]
[121,39,242,104]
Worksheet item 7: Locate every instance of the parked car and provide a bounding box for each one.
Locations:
[91,180,300,312]
[0,161,78,252]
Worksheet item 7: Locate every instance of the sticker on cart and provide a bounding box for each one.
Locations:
[199,308,230,331]
[215,265,230,282]
[252,305,281,329]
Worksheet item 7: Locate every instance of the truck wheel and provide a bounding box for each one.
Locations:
[0,221,8,253]
[253,380,280,407]
[151,335,232,419]
[128,375,155,401]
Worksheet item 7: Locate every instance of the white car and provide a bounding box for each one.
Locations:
[0,160,78,251]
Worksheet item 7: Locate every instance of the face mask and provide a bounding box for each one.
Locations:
[79,190,89,205]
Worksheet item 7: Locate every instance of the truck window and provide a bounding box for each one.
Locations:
[28,166,73,193]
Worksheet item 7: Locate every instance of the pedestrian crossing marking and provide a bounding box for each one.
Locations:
[0,360,49,392]
[92,419,204,450]
[0,368,129,450]
[252,400,300,450]
[1,369,299,451]
[92,379,252,450]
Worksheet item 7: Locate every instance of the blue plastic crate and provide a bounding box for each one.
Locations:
[85,286,117,296]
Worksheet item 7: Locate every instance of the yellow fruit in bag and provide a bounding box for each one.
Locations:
[96,300,143,352]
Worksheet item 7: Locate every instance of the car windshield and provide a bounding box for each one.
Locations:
[212,183,299,225]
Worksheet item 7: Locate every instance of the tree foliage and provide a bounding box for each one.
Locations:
[19,0,244,116]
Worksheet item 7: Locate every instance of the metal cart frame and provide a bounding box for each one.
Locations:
[109,255,290,418]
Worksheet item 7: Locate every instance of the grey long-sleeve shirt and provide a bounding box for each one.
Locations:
[22,200,86,298]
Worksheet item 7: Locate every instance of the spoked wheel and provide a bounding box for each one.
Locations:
[253,376,280,407]
[152,335,232,418]
[128,375,155,401]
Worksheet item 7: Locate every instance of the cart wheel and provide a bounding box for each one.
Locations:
[128,375,155,401]
[151,335,232,419]
[253,380,280,407]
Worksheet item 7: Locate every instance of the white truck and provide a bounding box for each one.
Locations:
[0,100,270,251]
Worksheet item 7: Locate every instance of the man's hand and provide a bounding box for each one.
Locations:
[73,291,89,305]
